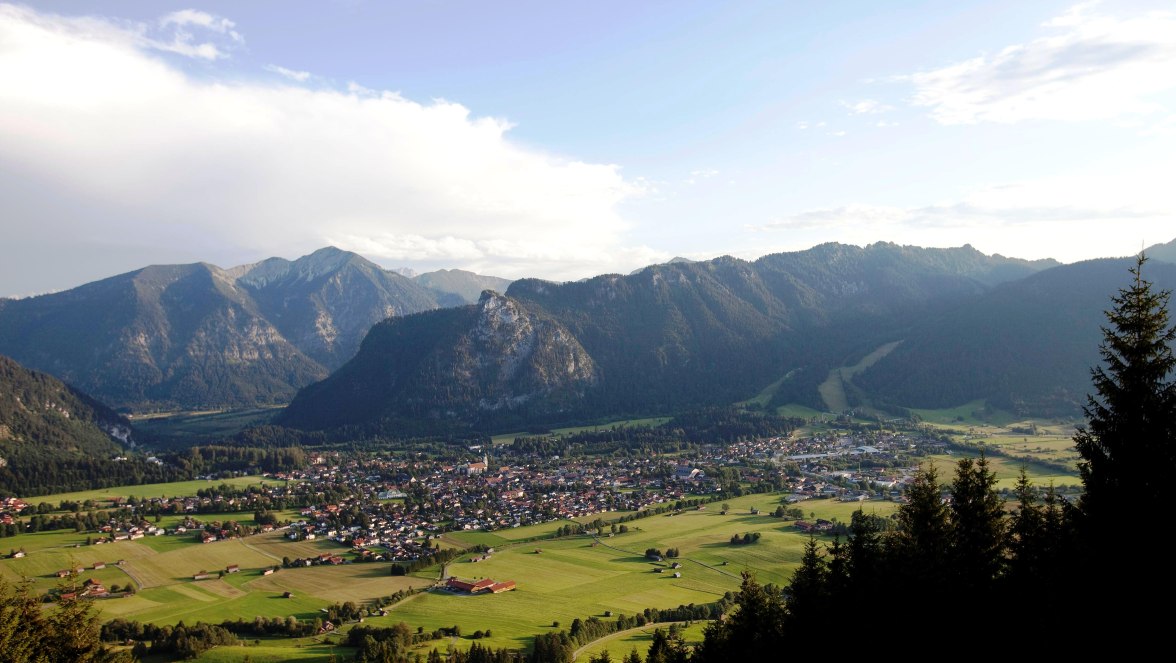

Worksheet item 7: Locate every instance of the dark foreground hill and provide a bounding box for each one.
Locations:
[0,354,162,495]
[855,257,1176,416]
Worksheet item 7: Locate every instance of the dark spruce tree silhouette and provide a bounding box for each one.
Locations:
[1072,252,1176,640]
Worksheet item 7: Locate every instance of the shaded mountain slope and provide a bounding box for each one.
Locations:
[281,242,1059,431]
[855,257,1176,416]
[278,291,597,430]
[0,354,149,495]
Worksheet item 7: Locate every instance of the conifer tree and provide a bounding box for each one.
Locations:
[692,572,784,663]
[1071,253,1176,641]
[947,454,1006,602]
[784,535,830,630]
[885,461,951,621]
[1074,253,1176,522]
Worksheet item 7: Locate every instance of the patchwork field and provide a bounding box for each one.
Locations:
[3,489,905,661]
[356,493,902,653]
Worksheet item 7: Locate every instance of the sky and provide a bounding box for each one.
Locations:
[2,0,1175,297]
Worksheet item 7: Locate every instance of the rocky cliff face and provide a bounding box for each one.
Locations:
[282,242,1067,431]
[461,291,598,412]
[278,290,598,430]
[236,246,441,369]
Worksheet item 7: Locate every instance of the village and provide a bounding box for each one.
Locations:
[4,426,961,569]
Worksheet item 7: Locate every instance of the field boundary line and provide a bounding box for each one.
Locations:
[590,536,741,581]
[241,541,283,563]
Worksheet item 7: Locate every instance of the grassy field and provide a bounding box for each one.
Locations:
[130,407,285,443]
[1,489,893,653]
[574,621,709,662]
[27,476,290,508]
[191,640,348,663]
[358,493,899,654]
[490,418,675,446]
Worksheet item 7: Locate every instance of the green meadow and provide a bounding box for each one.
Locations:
[26,476,290,508]
[361,493,900,654]
[574,621,709,662]
[130,406,285,443]
[490,418,675,446]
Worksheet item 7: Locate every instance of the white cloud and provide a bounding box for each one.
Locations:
[685,168,719,185]
[147,8,243,60]
[263,64,312,82]
[753,170,1176,263]
[0,4,652,287]
[841,99,894,115]
[906,2,1176,124]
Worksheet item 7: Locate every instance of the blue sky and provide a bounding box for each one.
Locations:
[2,0,1175,296]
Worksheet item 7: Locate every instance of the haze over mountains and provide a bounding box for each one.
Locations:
[2,239,1174,434]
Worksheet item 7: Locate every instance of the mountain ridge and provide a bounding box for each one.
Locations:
[0,248,503,412]
[280,242,1068,431]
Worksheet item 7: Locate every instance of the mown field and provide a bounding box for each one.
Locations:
[0,490,900,661]
[353,493,901,655]
[574,621,709,662]
[27,476,290,508]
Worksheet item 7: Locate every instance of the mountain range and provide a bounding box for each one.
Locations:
[0,248,512,411]
[279,239,1176,432]
[3,239,1174,435]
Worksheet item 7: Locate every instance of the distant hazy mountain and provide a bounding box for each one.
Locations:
[281,242,1062,431]
[1145,238,1176,265]
[413,269,514,305]
[0,354,142,494]
[0,248,455,411]
[236,247,441,368]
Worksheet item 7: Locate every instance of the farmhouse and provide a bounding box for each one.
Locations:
[445,576,515,594]
[193,571,214,581]
[225,564,240,574]
[488,580,516,593]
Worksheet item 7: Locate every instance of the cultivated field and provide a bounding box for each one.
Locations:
[358,493,901,653]
[574,621,709,662]
[27,476,290,507]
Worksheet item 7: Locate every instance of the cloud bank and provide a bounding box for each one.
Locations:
[907,3,1176,124]
[0,4,655,295]
[755,171,1175,264]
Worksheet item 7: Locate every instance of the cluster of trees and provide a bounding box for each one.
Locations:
[586,624,693,663]
[388,545,464,576]
[688,255,1176,656]
[727,532,761,546]
[770,505,804,519]
[532,602,730,663]
[348,623,524,663]
[103,616,320,648]
[0,578,129,662]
